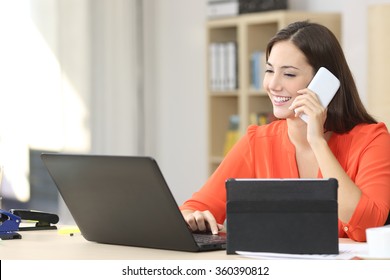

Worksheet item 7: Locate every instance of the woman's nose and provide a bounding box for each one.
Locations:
[265,74,282,91]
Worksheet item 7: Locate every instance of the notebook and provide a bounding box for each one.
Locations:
[41,153,226,252]
[225,178,339,255]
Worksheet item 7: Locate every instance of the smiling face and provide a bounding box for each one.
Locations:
[263,40,314,120]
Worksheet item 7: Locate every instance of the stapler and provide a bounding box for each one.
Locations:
[0,209,22,240]
[10,209,59,231]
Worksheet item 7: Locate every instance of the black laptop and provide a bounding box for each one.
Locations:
[41,153,226,252]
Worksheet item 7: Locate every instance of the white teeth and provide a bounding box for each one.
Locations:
[274,96,291,103]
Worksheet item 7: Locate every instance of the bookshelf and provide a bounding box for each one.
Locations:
[367,5,390,128]
[206,10,341,174]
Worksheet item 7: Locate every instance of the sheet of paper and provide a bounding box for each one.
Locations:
[236,243,368,260]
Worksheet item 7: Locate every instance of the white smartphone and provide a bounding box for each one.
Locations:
[298,67,340,123]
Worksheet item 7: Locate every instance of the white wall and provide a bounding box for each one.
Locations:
[89,0,140,155]
[145,0,208,204]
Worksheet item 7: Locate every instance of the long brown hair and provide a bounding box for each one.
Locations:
[266,21,376,133]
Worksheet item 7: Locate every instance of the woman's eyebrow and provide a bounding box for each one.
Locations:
[281,65,300,70]
[266,62,300,70]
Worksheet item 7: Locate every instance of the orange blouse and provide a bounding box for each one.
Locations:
[180,120,390,241]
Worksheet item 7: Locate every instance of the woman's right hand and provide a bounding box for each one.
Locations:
[181,209,224,235]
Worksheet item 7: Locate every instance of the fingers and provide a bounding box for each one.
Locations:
[182,210,221,234]
[289,89,325,120]
[202,210,220,234]
[192,210,209,232]
[183,211,199,232]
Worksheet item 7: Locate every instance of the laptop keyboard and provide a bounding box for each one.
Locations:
[193,233,227,245]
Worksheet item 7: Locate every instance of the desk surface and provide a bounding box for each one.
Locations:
[0,228,359,260]
[0,228,244,260]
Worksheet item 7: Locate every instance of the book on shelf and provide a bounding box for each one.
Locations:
[249,112,277,126]
[226,42,237,90]
[208,0,288,18]
[223,114,240,156]
[207,0,239,19]
[209,41,237,92]
[250,51,266,91]
[239,0,288,14]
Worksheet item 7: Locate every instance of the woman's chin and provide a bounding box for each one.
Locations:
[272,109,293,120]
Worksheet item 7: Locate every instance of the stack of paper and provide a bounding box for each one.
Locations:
[237,243,369,260]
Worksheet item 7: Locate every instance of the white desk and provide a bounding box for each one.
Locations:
[0,228,244,260]
[0,227,360,260]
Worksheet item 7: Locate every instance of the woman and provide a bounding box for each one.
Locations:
[180,21,390,242]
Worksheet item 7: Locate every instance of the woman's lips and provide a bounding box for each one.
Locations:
[272,95,292,105]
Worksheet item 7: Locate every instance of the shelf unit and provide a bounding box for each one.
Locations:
[206,11,341,174]
[368,5,390,128]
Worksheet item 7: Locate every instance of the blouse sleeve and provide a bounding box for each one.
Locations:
[341,123,390,241]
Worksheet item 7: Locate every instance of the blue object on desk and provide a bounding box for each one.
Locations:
[0,209,22,240]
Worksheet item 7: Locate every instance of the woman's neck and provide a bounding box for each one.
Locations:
[286,118,332,148]
[286,118,310,147]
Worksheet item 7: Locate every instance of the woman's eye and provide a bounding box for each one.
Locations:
[285,73,296,77]
[265,69,274,73]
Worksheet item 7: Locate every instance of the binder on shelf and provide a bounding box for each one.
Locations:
[223,114,240,156]
[207,0,239,19]
[239,0,288,14]
[226,42,237,90]
[209,43,218,91]
[250,51,266,90]
[208,0,288,18]
[209,42,238,91]
[218,43,227,91]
